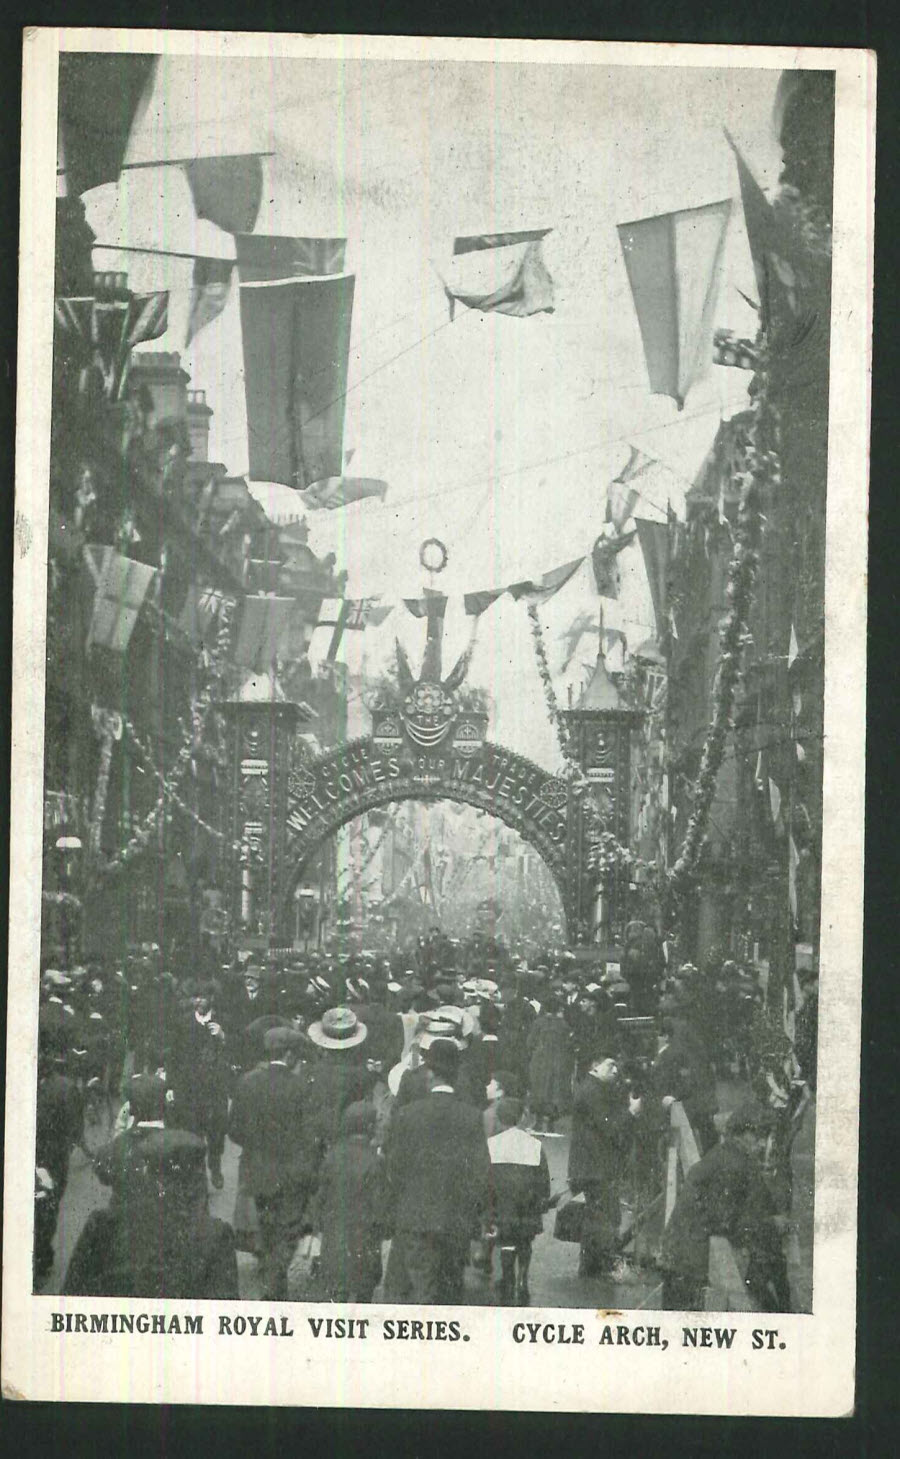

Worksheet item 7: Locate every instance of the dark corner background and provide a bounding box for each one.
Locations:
[0,1,896,1455]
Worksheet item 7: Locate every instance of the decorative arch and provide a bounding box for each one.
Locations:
[279,735,573,937]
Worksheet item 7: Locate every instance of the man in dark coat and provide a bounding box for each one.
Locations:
[568,1051,639,1277]
[651,1004,719,1154]
[383,1039,490,1304]
[34,1040,84,1286]
[304,1008,375,1153]
[313,1101,386,1303]
[167,983,230,1188]
[659,1100,788,1311]
[228,1026,317,1299]
[93,1072,173,1205]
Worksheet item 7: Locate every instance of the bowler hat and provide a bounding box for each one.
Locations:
[263,1025,305,1057]
[129,1073,169,1124]
[307,1006,368,1050]
[423,1038,460,1083]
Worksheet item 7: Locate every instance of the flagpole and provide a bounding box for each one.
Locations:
[94,243,231,264]
[57,151,275,177]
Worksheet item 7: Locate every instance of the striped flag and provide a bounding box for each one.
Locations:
[618,200,731,408]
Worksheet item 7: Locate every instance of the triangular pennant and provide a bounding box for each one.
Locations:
[58,54,156,197]
[618,200,731,407]
[185,258,234,348]
[507,557,584,604]
[635,518,671,635]
[463,587,505,617]
[183,155,264,236]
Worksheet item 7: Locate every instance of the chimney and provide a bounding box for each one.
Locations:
[186,388,213,462]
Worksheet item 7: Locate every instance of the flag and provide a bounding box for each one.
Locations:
[463,587,505,617]
[618,199,731,408]
[444,231,554,320]
[559,610,600,672]
[403,594,447,681]
[235,234,347,282]
[635,518,671,635]
[602,627,627,674]
[344,599,394,630]
[177,586,231,644]
[591,530,635,599]
[724,132,801,330]
[183,155,264,236]
[185,258,234,348]
[792,688,803,719]
[403,592,448,620]
[788,623,799,669]
[87,548,157,652]
[507,557,584,605]
[88,290,169,400]
[754,751,765,794]
[606,447,656,531]
[232,596,295,670]
[788,833,800,922]
[239,273,355,488]
[301,477,388,510]
[768,777,783,828]
[58,54,156,197]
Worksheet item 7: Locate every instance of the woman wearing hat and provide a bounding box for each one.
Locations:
[526,993,574,1134]
[64,1129,239,1299]
[312,1101,386,1303]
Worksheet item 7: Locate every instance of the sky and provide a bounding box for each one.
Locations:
[82,53,784,770]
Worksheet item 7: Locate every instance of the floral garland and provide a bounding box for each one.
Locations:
[667,356,774,897]
[95,597,238,874]
[526,601,637,885]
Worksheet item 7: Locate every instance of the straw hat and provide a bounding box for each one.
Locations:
[306,1006,368,1050]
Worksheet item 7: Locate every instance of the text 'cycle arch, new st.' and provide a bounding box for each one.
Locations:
[279,732,573,929]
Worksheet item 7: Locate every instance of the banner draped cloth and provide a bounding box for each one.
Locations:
[239,274,356,488]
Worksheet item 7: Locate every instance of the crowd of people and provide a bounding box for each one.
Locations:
[34,929,818,1311]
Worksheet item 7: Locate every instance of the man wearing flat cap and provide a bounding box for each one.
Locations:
[659,1099,790,1311]
[229,1026,318,1300]
[383,1038,490,1304]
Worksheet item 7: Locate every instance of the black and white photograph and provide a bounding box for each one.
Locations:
[3,31,871,1413]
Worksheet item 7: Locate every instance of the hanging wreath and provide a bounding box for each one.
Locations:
[419,537,449,574]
